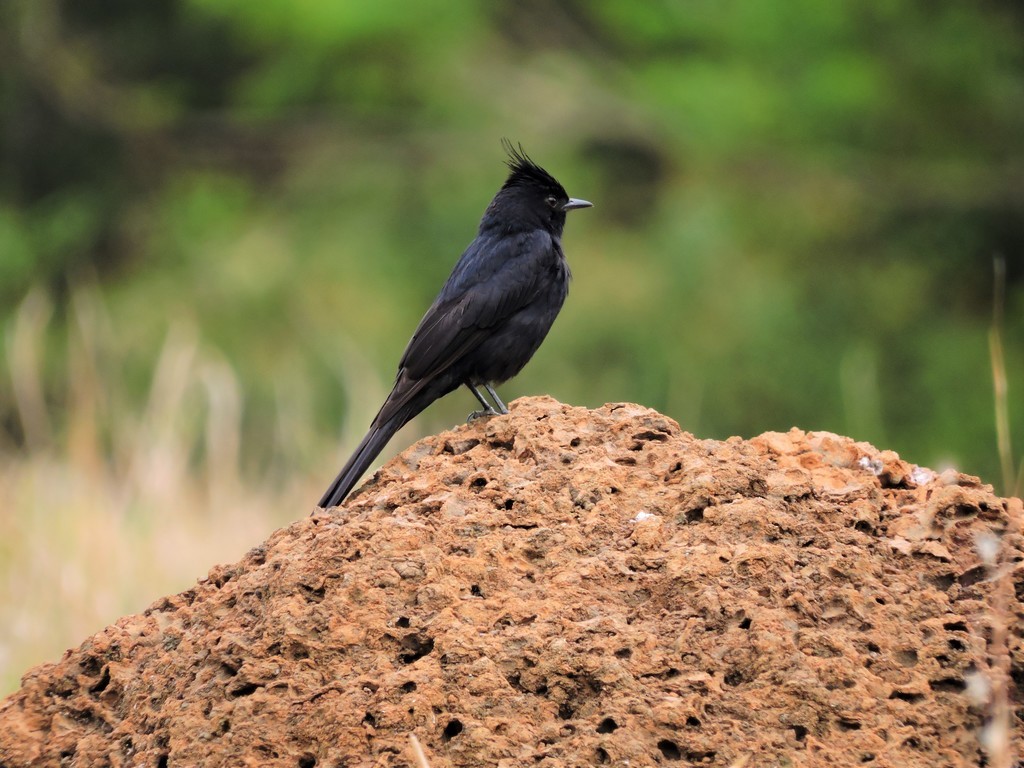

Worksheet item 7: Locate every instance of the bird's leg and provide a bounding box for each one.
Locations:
[484,383,509,414]
[467,383,495,412]
[465,383,498,422]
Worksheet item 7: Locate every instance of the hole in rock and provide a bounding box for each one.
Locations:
[299,583,326,602]
[929,677,965,693]
[896,649,918,667]
[723,670,744,687]
[958,566,986,588]
[657,740,682,760]
[596,717,618,734]
[228,682,259,698]
[1011,663,1024,689]
[442,719,463,741]
[929,573,955,590]
[80,655,102,678]
[889,690,924,703]
[793,725,807,741]
[632,429,670,444]
[89,667,111,695]
[399,635,434,664]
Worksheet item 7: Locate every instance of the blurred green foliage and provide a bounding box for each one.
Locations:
[1,0,1022,487]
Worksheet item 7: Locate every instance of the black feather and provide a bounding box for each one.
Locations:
[317,142,590,509]
[500,138,564,194]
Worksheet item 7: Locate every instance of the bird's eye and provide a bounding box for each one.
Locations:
[545,195,559,208]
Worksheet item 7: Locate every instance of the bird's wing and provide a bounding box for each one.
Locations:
[375,231,552,422]
[402,230,553,377]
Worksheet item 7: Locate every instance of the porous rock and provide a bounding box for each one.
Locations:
[1,397,1021,767]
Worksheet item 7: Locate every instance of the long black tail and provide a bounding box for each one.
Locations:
[317,416,403,509]
[318,370,463,509]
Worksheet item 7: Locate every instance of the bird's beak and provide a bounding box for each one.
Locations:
[563,198,593,211]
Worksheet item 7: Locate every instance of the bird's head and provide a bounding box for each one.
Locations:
[484,140,592,235]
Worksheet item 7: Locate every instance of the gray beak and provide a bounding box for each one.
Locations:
[563,198,593,211]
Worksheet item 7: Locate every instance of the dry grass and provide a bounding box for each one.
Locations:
[0,287,318,695]
[977,256,1021,767]
[408,734,433,768]
[989,256,1023,500]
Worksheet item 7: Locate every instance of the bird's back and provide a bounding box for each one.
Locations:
[399,228,561,373]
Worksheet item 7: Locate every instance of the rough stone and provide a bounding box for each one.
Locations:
[1,397,1021,767]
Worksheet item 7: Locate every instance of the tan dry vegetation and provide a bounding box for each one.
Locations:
[0,290,318,694]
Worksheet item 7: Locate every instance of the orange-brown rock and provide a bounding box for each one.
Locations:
[1,397,1021,767]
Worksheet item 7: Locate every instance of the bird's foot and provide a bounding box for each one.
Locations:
[466,408,497,423]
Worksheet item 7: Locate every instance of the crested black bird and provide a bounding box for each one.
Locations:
[317,143,591,509]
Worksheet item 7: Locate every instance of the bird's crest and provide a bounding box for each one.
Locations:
[500,139,562,193]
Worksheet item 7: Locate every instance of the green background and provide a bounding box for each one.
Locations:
[2,0,1022,491]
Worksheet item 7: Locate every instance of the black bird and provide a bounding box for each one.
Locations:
[317,143,592,508]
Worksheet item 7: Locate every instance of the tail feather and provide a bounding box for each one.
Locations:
[317,416,403,509]
[318,372,460,510]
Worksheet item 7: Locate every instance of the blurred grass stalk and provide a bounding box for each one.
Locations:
[0,285,303,695]
[980,256,1018,768]
[988,256,1021,498]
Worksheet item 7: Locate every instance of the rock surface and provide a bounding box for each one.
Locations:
[1,397,1021,767]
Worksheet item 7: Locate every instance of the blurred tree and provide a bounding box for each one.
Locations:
[0,0,1021,483]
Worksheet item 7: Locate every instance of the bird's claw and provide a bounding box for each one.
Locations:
[466,408,497,423]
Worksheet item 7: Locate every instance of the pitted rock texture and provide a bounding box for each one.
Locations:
[1,397,1021,767]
